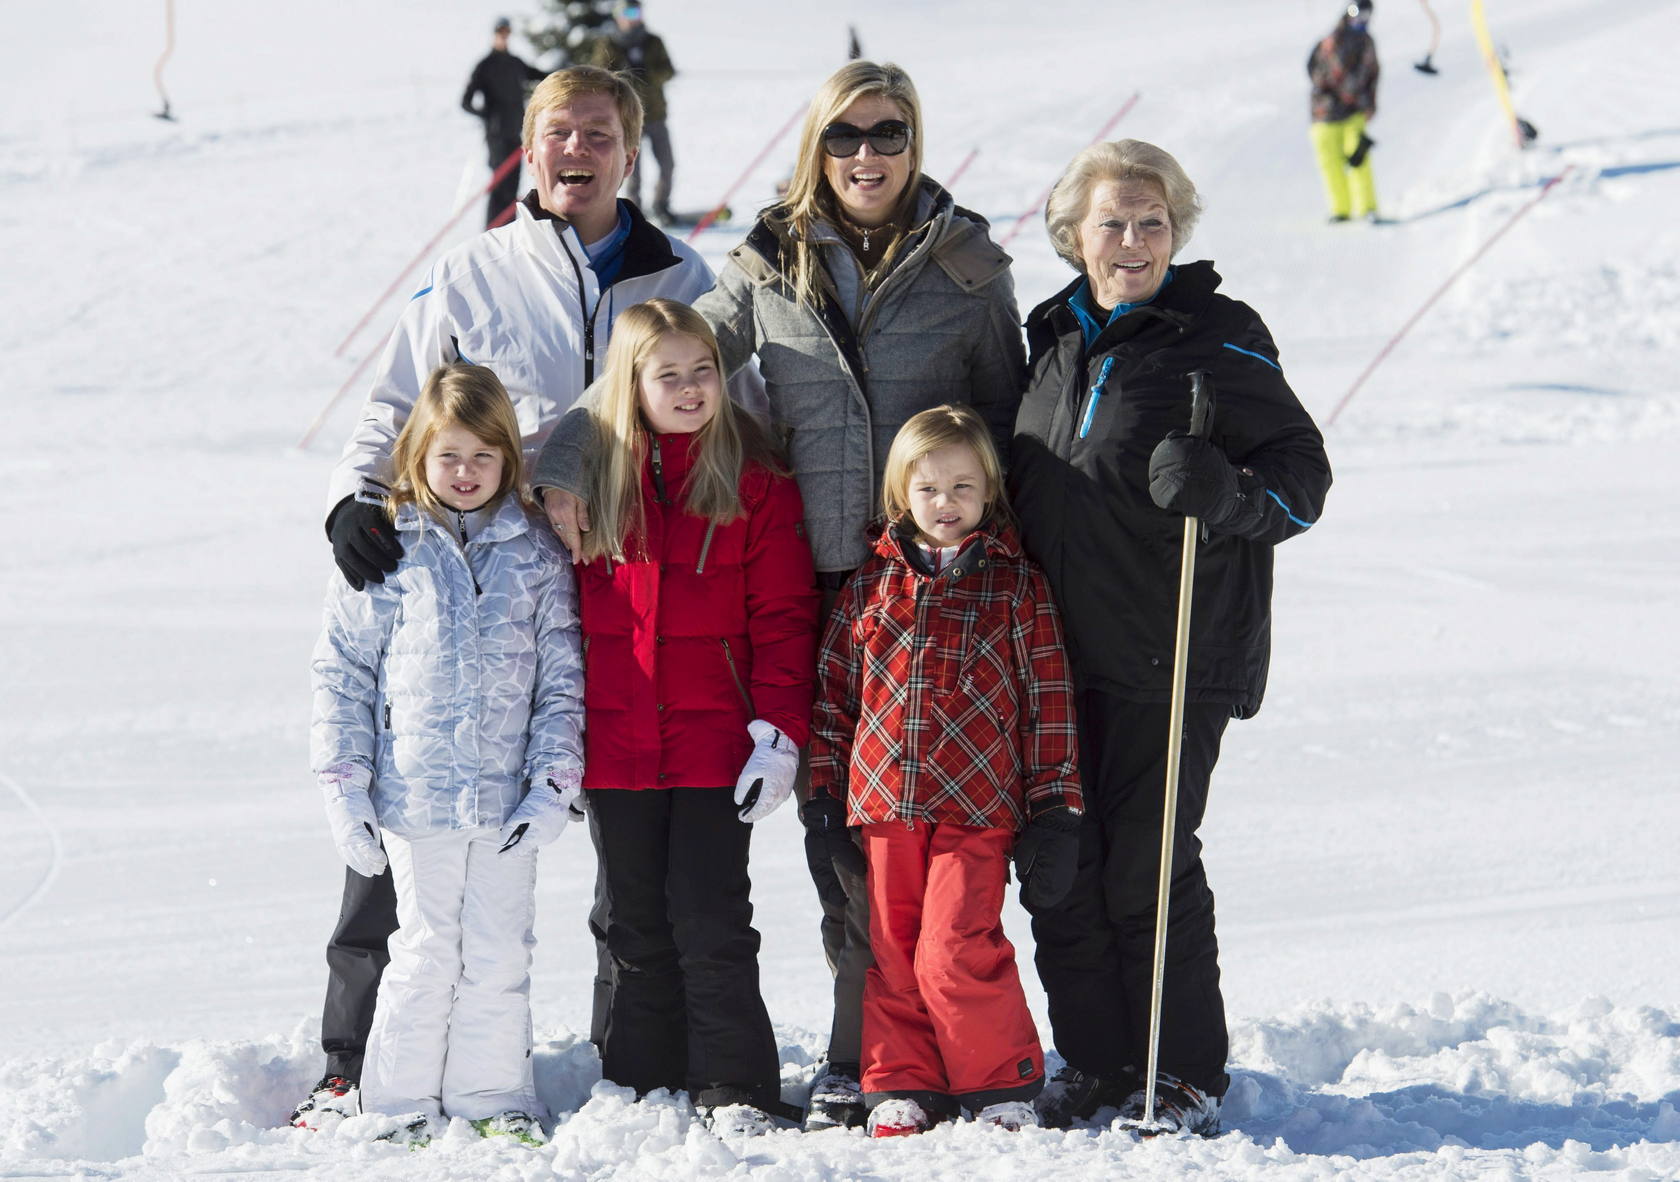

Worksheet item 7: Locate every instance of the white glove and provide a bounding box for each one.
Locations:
[319,768,387,878]
[499,768,583,853]
[734,720,799,823]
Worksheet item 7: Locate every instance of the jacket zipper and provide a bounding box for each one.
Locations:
[719,638,754,713]
[455,509,482,595]
[383,702,392,731]
[695,521,717,574]
[1078,355,1116,439]
[649,434,667,504]
[556,231,600,387]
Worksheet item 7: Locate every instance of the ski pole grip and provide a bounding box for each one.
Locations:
[1187,370,1216,440]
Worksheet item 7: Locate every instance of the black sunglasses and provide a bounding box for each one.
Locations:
[820,119,912,158]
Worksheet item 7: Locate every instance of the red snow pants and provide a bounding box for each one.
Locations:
[859,821,1044,1112]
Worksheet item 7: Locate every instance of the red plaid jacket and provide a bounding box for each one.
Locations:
[811,522,1082,831]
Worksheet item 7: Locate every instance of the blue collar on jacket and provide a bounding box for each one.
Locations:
[1068,267,1175,349]
[582,204,634,287]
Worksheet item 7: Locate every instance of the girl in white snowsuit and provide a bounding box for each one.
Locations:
[310,363,585,1145]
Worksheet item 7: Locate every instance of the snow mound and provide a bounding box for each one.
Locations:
[1,1001,1676,1178]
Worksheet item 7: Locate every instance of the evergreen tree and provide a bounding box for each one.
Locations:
[526,0,617,67]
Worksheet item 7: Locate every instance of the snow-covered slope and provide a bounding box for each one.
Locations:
[3,1,1678,1177]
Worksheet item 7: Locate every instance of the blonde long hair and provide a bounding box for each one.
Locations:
[772,60,925,311]
[388,363,524,521]
[881,404,1015,533]
[582,300,784,563]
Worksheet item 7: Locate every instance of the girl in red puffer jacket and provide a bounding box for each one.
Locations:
[574,298,819,1134]
[810,404,1083,1137]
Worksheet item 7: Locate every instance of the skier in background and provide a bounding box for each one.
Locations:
[463,17,547,229]
[1308,0,1381,223]
[588,2,676,224]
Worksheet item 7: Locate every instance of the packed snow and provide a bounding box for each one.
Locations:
[3,0,1679,1178]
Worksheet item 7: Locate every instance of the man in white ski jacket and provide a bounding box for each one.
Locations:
[295,64,755,1131]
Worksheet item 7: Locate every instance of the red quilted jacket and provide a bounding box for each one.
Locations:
[578,430,819,790]
[810,522,1082,830]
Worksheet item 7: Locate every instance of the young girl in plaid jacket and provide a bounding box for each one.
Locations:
[809,404,1084,1137]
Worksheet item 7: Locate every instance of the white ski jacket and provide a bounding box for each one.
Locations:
[328,197,733,510]
[310,493,585,838]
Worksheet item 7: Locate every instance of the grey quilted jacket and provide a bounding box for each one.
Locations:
[310,493,585,838]
[531,180,1026,574]
[696,181,1026,571]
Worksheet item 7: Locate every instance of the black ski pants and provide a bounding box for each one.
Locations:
[485,134,523,228]
[801,790,870,1070]
[798,574,871,1073]
[587,785,779,1101]
[1030,691,1232,1097]
[320,862,399,1082]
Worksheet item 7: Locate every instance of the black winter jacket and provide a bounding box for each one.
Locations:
[463,49,546,144]
[1009,262,1330,718]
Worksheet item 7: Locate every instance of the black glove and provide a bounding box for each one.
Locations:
[799,793,867,879]
[327,495,404,591]
[1148,431,1241,524]
[1347,131,1376,167]
[1014,807,1083,911]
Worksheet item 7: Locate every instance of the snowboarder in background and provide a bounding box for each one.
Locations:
[587,1,676,224]
[291,65,763,1133]
[1308,0,1381,223]
[462,17,547,229]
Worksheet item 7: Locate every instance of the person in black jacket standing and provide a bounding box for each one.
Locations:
[1010,139,1331,1136]
[463,17,547,228]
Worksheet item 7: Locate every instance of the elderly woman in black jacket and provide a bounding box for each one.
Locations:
[1009,139,1331,1135]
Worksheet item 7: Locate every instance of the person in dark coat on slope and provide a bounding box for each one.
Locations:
[463,17,547,228]
[1009,139,1331,1136]
[587,1,677,222]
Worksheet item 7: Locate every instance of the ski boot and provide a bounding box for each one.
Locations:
[695,1085,781,1137]
[973,1099,1038,1130]
[471,1109,545,1145]
[375,1112,441,1149]
[1115,1071,1222,1138]
[1034,1065,1128,1128]
[804,1062,865,1131]
[289,1074,358,1130]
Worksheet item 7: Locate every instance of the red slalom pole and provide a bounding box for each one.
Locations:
[1325,166,1574,428]
[298,330,389,450]
[686,104,804,242]
[332,146,524,358]
[944,146,980,190]
[997,91,1140,249]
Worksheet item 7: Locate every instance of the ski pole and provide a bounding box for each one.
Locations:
[297,329,390,451]
[332,146,524,358]
[1141,368,1215,1132]
[1469,0,1537,147]
[152,0,176,121]
[685,103,803,243]
[1414,0,1442,74]
[996,91,1140,249]
[1325,165,1572,427]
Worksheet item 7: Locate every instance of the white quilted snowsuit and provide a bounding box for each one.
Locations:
[310,493,583,1120]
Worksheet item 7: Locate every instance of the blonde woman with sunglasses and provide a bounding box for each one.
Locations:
[534,59,1025,1133]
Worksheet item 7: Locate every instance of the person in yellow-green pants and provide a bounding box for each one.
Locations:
[1308,1,1381,222]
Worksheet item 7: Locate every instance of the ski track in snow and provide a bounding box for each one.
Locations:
[0,771,63,933]
[4,0,1680,1177]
